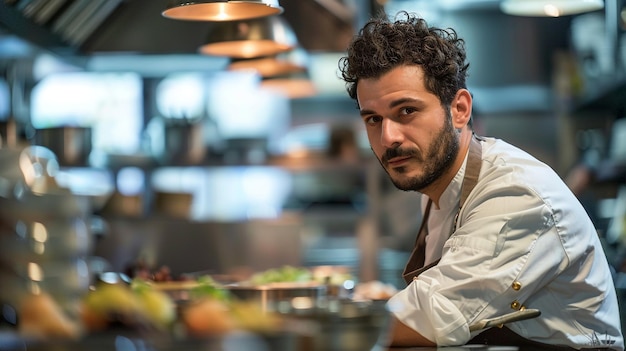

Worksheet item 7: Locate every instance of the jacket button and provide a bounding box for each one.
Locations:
[511,300,521,310]
[512,281,522,290]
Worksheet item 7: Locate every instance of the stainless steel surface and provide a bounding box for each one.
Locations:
[0,331,301,351]
[284,298,389,351]
[227,283,327,312]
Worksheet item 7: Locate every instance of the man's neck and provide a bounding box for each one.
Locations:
[422,129,473,209]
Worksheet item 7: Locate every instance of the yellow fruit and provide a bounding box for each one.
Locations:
[80,283,142,331]
[85,283,140,316]
[135,288,176,329]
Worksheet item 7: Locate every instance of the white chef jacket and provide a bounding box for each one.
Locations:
[387,137,624,350]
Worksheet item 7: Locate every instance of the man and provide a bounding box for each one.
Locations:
[338,11,623,349]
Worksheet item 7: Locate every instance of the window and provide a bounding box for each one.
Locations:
[31,72,142,154]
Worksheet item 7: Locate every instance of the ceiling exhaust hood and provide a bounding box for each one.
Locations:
[0,0,123,51]
[0,0,362,56]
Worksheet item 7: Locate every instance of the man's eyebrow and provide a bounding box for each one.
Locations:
[359,97,424,116]
[359,108,375,117]
[389,97,423,109]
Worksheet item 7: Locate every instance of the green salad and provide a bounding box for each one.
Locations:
[249,265,313,285]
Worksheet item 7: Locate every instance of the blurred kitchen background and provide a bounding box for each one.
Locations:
[1,0,626,299]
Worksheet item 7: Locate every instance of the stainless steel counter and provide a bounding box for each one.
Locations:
[0,330,571,351]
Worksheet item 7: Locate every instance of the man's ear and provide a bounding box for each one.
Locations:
[451,89,472,129]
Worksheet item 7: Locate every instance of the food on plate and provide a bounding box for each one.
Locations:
[352,280,398,300]
[188,275,231,301]
[19,291,82,339]
[182,297,284,336]
[80,278,176,332]
[179,276,233,336]
[131,280,177,329]
[80,281,143,331]
[181,297,235,336]
[249,265,313,285]
[180,275,283,336]
[76,272,286,337]
[128,261,176,282]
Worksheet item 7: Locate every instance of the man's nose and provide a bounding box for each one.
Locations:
[381,118,403,148]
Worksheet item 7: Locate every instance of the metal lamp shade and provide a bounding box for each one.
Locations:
[162,0,283,21]
[198,15,297,58]
[229,56,304,77]
[500,0,603,17]
[261,77,317,99]
[228,48,308,77]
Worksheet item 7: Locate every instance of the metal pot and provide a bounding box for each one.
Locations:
[161,119,205,166]
[226,282,327,312]
[33,126,92,167]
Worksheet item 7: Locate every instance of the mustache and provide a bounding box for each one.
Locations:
[381,147,420,165]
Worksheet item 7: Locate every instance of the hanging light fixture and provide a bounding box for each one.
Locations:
[260,77,317,99]
[228,47,316,98]
[198,15,297,58]
[228,47,308,77]
[228,56,305,77]
[162,0,283,21]
[500,0,604,17]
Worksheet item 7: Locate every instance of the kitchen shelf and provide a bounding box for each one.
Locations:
[99,151,374,174]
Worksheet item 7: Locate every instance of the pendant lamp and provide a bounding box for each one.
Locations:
[198,15,297,58]
[229,56,305,77]
[162,0,283,22]
[261,77,317,99]
[228,48,308,77]
[500,0,604,17]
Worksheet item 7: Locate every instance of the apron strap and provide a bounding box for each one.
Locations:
[460,136,482,211]
[402,134,483,284]
[401,199,432,283]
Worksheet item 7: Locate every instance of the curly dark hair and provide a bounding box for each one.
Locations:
[338,11,470,109]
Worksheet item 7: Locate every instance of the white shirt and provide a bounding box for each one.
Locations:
[388,137,624,350]
[423,150,466,266]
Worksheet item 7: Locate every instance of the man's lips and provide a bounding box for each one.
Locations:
[386,156,412,167]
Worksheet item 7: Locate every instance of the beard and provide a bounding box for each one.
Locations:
[377,112,460,192]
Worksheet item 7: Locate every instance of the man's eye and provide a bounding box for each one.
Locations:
[399,107,417,115]
[364,116,382,125]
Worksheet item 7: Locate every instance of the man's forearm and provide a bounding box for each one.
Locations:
[385,316,436,347]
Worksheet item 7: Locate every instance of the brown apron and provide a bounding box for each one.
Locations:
[402,134,482,284]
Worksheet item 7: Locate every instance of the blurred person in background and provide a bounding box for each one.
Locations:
[339,11,623,350]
